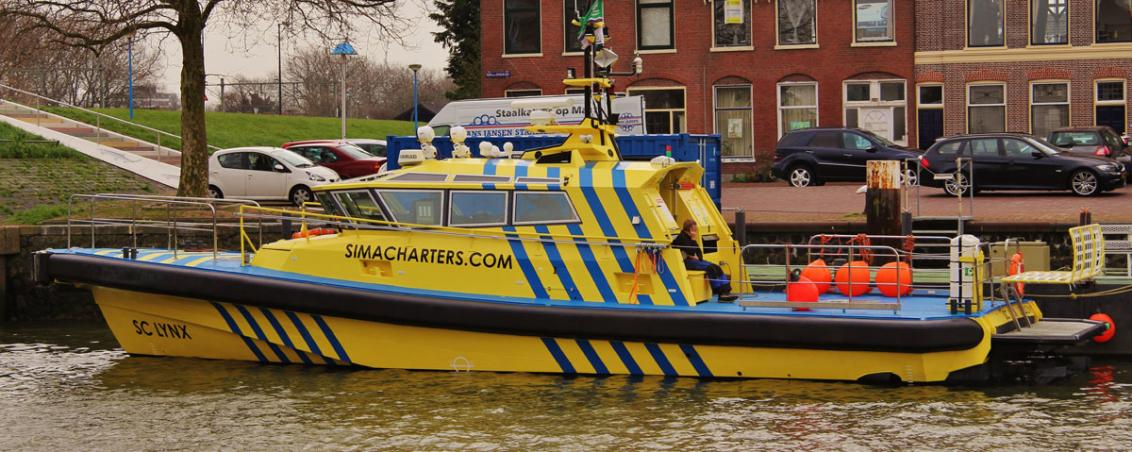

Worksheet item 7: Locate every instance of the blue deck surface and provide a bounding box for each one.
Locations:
[55,248,997,321]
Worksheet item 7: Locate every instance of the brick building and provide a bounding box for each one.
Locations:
[480,0,915,174]
[914,0,1132,148]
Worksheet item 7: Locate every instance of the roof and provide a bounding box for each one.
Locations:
[214,146,286,155]
[1051,126,1113,132]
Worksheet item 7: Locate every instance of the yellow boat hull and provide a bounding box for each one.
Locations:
[91,286,1035,383]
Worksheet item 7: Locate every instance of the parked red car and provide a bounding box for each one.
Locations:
[282,140,386,179]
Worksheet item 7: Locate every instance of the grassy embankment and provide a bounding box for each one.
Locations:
[43,108,415,150]
[3,110,414,224]
[0,122,163,224]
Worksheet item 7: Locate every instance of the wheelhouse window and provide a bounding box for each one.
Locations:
[968,0,1005,47]
[1031,0,1068,45]
[505,89,542,98]
[638,0,675,50]
[378,190,442,225]
[449,191,508,227]
[333,190,388,221]
[514,192,579,225]
[967,84,1006,133]
[504,0,540,55]
[628,87,686,134]
[714,0,752,48]
[777,0,817,46]
[714,85,753,159]
[778,82,818,137]
[1097,0,1132,43]
[843,80,907,144]
[564,1,582,53]
[1031,82,1070,138]
[1096,80,1127,134]
[855,0,894,43]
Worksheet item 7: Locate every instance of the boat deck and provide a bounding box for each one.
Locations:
[53,247,1006,322]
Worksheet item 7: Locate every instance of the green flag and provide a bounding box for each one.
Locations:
[576,0,605,47]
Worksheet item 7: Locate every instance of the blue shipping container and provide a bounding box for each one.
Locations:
[385,134,722,207]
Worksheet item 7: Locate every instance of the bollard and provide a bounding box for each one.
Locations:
[735,210,747,246]
[866,160,903,263]
[900,211,913,236]
[1079,208,1092,226]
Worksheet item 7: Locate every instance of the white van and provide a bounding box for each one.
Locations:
[428,95,646,138]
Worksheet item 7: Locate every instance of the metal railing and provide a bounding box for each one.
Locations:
[66,193,262,260]
[0,83,221,161]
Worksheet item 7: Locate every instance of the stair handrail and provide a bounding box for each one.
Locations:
[0,82,221,152]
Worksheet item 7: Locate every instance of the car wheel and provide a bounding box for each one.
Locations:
[208,185,223,199]
[787,165,817,187]
[900,169,919,187]
[1070,169,1100,196]
[290,185,313,206]
[943,172,970,196]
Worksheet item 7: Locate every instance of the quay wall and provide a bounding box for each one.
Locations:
[0,222,1083,322]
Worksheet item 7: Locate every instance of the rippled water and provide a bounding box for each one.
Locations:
[2,323,1132,450]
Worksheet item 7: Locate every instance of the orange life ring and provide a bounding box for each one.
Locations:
[1008,252,1025,297]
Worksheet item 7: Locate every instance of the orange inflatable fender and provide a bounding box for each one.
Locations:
[1090,313,1117,343]
[1008,252,1025,297]
[875,262,913,297]
[834,261,871,296]
[800,259,832,293]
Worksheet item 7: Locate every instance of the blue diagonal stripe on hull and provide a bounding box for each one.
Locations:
[534,224,581,301]
[575,339,609,374]
[260,308,312,365]
[680,344,713,378]
[610,341,642,375]
[211,302,267,363]
[503,225,549,299]
[566,224,617,303]
[645,343,677,377]
[541,337,575,374]
[234,304,290,363]
[312,315,351,364]
[284,311,333,366]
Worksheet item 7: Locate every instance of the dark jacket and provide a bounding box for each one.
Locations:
[672,231,703,261]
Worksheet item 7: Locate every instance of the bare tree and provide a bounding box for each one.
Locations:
[0,0,410,197]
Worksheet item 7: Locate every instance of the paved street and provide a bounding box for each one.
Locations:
[722,181,1132,224]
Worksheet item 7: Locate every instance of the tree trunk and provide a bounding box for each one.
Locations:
[176,5,208,197]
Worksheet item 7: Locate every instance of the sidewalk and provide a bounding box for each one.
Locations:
[722,182,1132,224]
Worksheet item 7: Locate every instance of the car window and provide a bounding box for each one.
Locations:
[967,139,999,158]
[359,143,387,157]
[291,147,320,163]
[1003,139,1038,158]
[318,147,340,163]
[217,152,248,169]
[247,153,280,172]
[842,133,872,150]
[274,150,316,168]
[1048,131,1100,147]
[777,131,810,148]
[338,144,372,160]
[934,141,964,156]
[1103,130,1124,150]
[808,131,841,148]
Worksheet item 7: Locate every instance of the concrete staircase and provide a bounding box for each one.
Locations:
[0,99,181,187]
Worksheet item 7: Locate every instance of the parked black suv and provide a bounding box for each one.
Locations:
[920,133,1126,197]
[771,128,921,187]
[1047,126,1131,164]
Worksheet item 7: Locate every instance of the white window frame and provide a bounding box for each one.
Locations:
[775,0,819,49]
[448,190,509,227]
[917,83,945,109]
[967,0,1006,48]
[1029,80,1071,136]
[505,88,543,98]
[503,0,542,57]
[1029,0,1070,46]
[966,82,1007,133]
[842,79,908,145]
[776,81,819,138]
[714,84,755,161]
[513,191,581,226]
[627,86,688,134]
[711,0,754,51]
[852,0,896,46]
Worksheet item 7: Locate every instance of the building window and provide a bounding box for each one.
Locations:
[777,0,817,46]
[968,84,1006,133]
[1031,82,1070,137]
[855,0,893,43]
[628,87,686,134]
[968,0,1004,47]
[778,82,818,137]
[1096,80,1126,134]
[1098,0,1132,43]
[844,80,907,144]
[714,0,752,48]
[919,85,944,106]
[715,85,753,159]
[505,89,542,97]
[504,0,540,55]
[638,0,675,50]
[1031,0,1068,45]
[564,1,582,53]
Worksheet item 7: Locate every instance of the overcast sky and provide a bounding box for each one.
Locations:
[152,2,447,96]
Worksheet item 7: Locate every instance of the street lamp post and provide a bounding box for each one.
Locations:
[409,64,422,131]
[127,36,134,121]
[331,41,358,142]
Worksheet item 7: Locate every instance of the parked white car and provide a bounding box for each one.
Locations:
[208,147,340,206]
